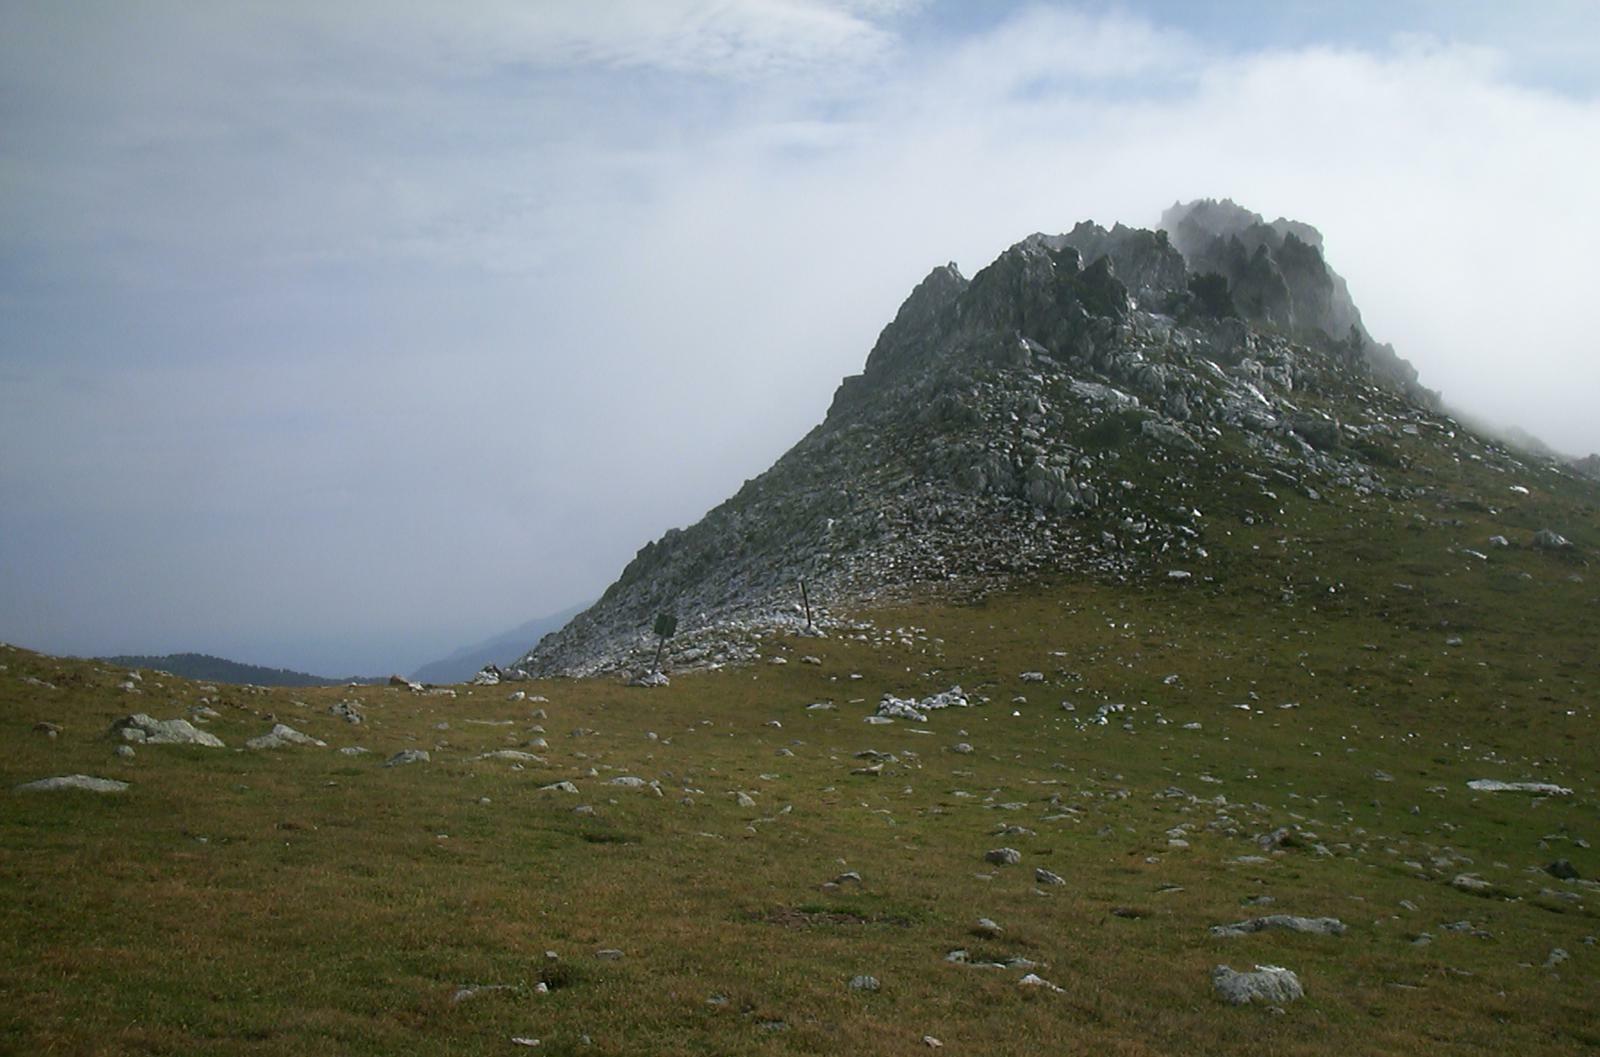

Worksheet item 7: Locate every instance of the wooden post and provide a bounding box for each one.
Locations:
[799,579,814,631]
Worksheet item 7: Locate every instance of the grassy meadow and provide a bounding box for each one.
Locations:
[3,432,1597,1055]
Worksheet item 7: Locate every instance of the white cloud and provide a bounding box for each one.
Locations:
[4,2,1600,671]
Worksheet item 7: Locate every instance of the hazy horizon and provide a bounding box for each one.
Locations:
[4,1,1600,675]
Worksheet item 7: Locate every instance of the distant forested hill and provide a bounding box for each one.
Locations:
[98,653,384,687]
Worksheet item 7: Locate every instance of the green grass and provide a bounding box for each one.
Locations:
[2,431,1597,1054]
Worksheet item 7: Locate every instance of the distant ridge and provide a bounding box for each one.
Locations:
[98,652,384,688]
[410,603,587,685]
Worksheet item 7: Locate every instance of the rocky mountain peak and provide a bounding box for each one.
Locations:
[515,202,1476,678]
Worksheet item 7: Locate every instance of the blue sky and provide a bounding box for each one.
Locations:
[3,1,1599,674]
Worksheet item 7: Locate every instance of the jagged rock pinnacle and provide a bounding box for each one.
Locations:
[515,202,1439,678]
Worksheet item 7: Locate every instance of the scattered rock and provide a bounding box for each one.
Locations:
[630,671,670,688]
[32,721,60,738]
[1450,874,1497,896]
[1209,915,1346,938]
[541,781,579,794]
[1035,867,1066,886]
[1466,779,1572,796]
[1018,973,1064,992]
[1212,964,1303,1006]
[245,724,327,750]
[1546,859,1580,880]
[383,749,430,767]
[14,774,128,794]
[330,700,364,724]
[875,686,969,722]
[109,714,225,748]
[1532,529,1572,550]
[847,975,880,992]
[985,848,1021,866]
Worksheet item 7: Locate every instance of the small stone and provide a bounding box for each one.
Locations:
[115,744,135,759]
[985,848,1021,866]
[541,781,579,794]
[1035,867,1066,886]
[33,721,60,738]
[847,975,880,991]
[595,949,624,960]
[973,918,1003,938]
[952,742,974,754]
[383,749,430,767]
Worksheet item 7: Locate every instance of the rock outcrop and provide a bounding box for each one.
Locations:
[516,202,1451,677]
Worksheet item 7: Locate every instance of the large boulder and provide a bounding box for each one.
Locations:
[1288,412,1340,451]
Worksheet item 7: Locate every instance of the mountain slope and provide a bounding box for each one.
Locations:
[518,200,1593,678]
[410,603,587,684]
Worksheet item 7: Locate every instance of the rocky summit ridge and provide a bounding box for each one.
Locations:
[515,199,1573,678]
